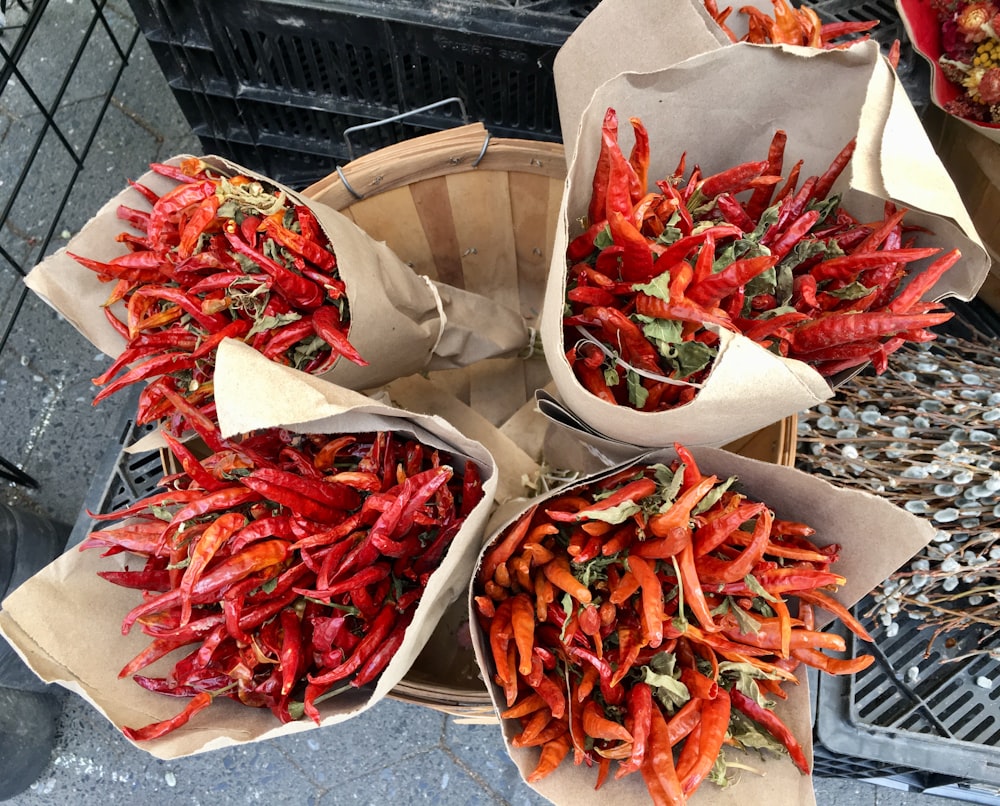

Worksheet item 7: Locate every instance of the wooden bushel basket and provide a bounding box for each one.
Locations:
[303,124,796,720]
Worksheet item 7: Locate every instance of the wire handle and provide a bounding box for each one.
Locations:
[342,97,471,161]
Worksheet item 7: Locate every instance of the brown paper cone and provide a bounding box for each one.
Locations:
[469,445,936,805]
[541,36,990,449]
[0,339,499,759]
[23,154,529,397]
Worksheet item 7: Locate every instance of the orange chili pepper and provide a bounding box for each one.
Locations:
[697,507,774,585]
[648,475,719,537]
[480,505,537,586]
[541,556,593,605]
[583,699,633,744]
[526,733,572,783]
[678,687,731,795]
[626,555,665,648]
[641,703,686,805]
[510,593,537,677]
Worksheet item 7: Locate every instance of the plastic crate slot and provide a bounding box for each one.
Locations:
[965,714,1000,747]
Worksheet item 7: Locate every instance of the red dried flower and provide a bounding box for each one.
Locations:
[956,2,996,40]
[941,18,977,60]
[978,66,1000,102]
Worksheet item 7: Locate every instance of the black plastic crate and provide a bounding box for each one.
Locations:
[126,0,596,187]
[813,594,1000,795]
[65,389,163,550]
[126,0,931,188]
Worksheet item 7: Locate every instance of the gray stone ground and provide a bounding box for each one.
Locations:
[0,1,983,803]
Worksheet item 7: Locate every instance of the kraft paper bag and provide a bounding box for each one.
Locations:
[24,155,530,404]
[469,444,936,806]
[0,339,498,760]
[541,31,989,450]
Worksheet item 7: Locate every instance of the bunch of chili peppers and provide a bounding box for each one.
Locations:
[80,395,484,741]
[474,445,872,803]
[704,0,879,48]
[71,158,366,429]
[563,109,958,411]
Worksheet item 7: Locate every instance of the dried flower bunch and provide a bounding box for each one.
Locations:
[933,0,1000,121]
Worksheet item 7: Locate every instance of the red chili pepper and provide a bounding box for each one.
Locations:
[147,180,217,245]
[572,305,662,374]
[223,225,324,310]
[547,477,656,522]
[306,603,397,694]
[730,687,810,774]
[177,511,248,626]
[243,466,360,518]
[887,248,962,314]
[91,352,198,405]
[694,159,768,202]
[589,108,618,226]
[149,161,206,184]
[296,563,390,601]
[122,691,214,742]
[745,129,787,221]
[178,195,221,259]
[811,137,856,202]
[350,611,413,689]
[604,124,636,221]
[608,210,656,282]
[528,671,567,720]
[565,645,622,706]
[714,192,756,232]
[567,347,618,404]
[634,291,736,332]
[120,539,291,635]
[628,117,650,200]
[311,306,367,367]
[97,568,171,591]
[261,317,316,362]
[790,310,953,355]
[809,247,940,284]
[262,213,336,270]
[685,254,779,309]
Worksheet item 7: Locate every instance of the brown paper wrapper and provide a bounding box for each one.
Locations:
[469,445,937,805]
[541,32,990,449]
[0,339,499,759]
[23,154,529,395]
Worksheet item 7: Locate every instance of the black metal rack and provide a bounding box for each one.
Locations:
[0,0,140,486]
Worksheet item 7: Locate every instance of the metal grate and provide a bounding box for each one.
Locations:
[0,0,141,486]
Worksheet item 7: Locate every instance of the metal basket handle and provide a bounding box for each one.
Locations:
[341,97,475,161]
[337,97,491,200]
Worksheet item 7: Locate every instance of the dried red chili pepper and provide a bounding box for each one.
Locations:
[75,163,366,427]
[474,450,872,801]
[564,111,960,409]
[85,426,484,740]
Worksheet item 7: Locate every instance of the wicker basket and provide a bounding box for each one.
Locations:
[303,124,797,719]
